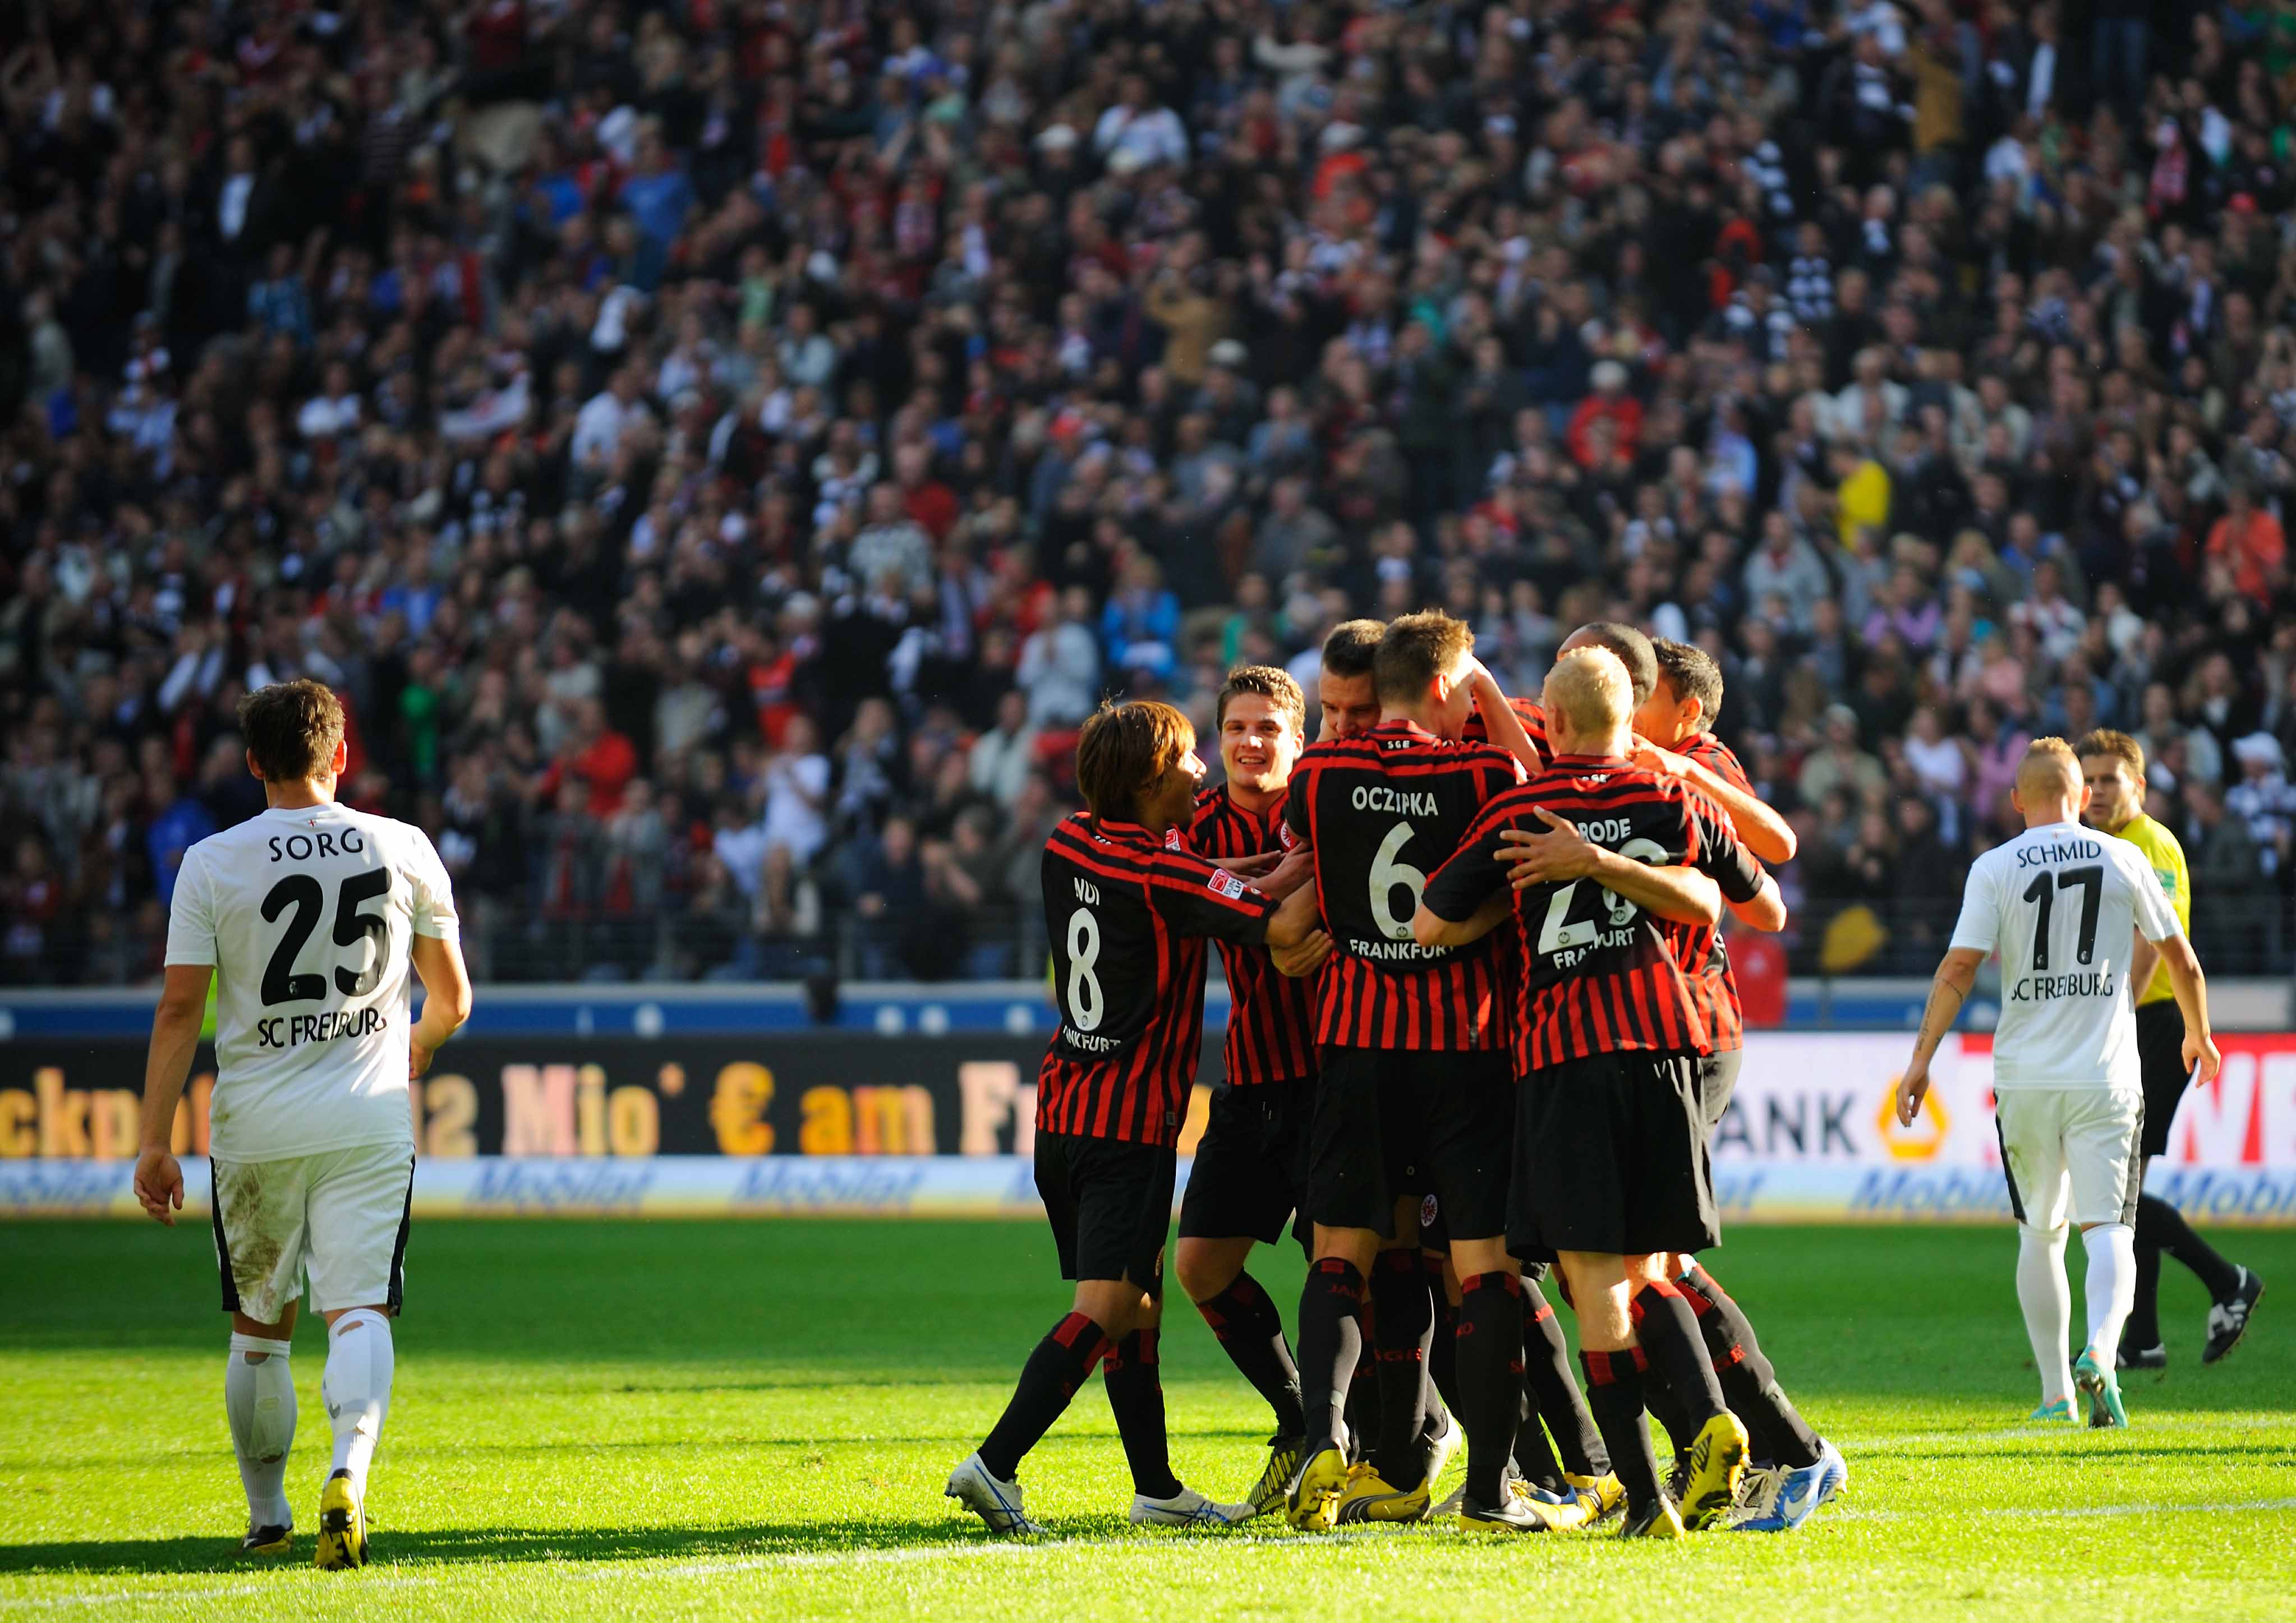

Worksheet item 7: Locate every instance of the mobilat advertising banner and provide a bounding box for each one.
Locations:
[3,1032,2292,1223]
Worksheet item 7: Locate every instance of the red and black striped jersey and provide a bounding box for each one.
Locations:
[1673,732,1757,1053]
[1192,785,1319,1087]
[1285,720,1524,1051]
[1423,755,1764,1073]
[1680,731,1752,794]
[1461,695,1549,754]
[1037,813,1280,1147]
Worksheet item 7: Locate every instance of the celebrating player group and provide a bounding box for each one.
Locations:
[127,652,2257,1566]
[948,611,1849,1541]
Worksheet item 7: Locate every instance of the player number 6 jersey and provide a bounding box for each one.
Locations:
[164,804,461,1163]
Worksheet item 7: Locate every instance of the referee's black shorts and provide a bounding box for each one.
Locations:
[1178,1072,1313,1252]
[2134,998,2192,1160]
[1511,1048,1717,1261]
[1036,1131,1175,1297]
[1308,1046,1512,1242]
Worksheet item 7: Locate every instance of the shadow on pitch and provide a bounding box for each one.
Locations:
[0,1518,1041,1576]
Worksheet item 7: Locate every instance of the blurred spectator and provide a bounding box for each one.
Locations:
[968,690,1038,810]
[1016,588,1101,727]
[761,715,831,866]
[1798,706,1888,809]
[4,0,2296,986]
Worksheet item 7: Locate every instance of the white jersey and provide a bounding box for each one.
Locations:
[164,803,459,1161]
[1948,820,2183,1092]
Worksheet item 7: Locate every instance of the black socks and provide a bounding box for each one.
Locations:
[979,1311,1111,1481]
[1194,1271,1306,1438]
[1427,1254,1461,1417]
[2129,1192,2243,1347]
[1102,1329,1184,1501]
[1297,1258,1366,1455]
[1370,1249,1434,1483]
[1678,1264,1821,1469]
[1580,1347,1664,1513]
[1521,1278,1608,1478]
[1631,1281,1727,1429]
[1456,1272,1525,1504]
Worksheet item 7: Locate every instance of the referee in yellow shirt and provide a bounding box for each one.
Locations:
[2076,731,2265,1368]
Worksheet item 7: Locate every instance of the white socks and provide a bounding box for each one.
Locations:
[322,1310,395,1498]
[2016,1223,2073,1407]
[225,1334,296,1529]
[2082,1222,2137,1363]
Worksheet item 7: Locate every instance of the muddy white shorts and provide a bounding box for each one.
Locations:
[1993,1086,2144,1230]
[210,1142,415,1323]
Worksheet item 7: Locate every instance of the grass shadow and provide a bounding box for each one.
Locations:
[0,1518,1058,1577]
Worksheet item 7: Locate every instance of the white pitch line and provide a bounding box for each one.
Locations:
[8,1503,2294,1612]
[1827,1497,2296,1525]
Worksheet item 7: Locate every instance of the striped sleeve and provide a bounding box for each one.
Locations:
[1685,788,1764,905]
[1283,761,1314,845]
[1423,791,1522,923]
[1145,850,1280,943]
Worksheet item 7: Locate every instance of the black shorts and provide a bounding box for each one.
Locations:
[1308,1046,1512,1243]
[1418,1188,1449,1253]
[1036,1132,1176,1297]
[1179,1073,1313,1252]
[1511,1049,1717,1260]
[2134,999,2191,1160]
[1696,1048,1743,1139]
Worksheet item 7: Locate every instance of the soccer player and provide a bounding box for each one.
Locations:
[1315,619,1387,743]
[1418,647,1779,1538]
[1176,666,1336,1515]
[947,700,1318,1536]
[1280,610,1544,1533]
[1303,617,1445,1482]
[131,680,472,1569]
[2074,730,2265,1368]
[1616,639,1845,1530]
[1897,739,2221,1428]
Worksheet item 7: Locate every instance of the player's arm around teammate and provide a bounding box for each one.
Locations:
[1419,648,1772,1536]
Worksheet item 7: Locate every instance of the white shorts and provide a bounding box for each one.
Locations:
[1994,1087,2144,1231]
[210,1142,415,1324]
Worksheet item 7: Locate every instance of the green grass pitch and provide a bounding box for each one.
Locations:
[2,1218,2292,1620]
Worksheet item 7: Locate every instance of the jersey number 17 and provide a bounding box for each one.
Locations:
[2022,865,2101,971]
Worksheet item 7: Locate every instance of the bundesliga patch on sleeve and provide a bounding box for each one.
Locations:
[1208,868,1248,900]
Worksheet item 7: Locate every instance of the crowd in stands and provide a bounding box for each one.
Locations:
[4,0,2296,987]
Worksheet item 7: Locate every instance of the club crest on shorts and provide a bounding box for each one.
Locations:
[1421,1193,1440,1228]
[1208,868,1247,900]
